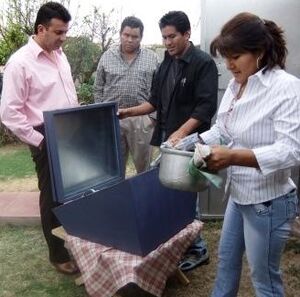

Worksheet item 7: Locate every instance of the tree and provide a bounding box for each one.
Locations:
[81,7,118,52]
[63,5,119,103]
[62,5,119,84]
[0,23,28,64]
[63,36,100,84]
[2,0,71,35]
[69,5,119,85]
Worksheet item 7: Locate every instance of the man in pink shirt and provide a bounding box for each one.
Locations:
[0,2,78,275]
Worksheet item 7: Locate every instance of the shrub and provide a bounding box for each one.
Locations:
[77,82,94,105]
[0,124,19,146]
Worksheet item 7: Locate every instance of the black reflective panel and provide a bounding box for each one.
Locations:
[44,103,123,203]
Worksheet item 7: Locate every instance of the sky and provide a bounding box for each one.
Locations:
[69,0,201,45]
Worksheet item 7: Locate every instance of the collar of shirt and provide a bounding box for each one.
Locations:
[118,45,141,60]
[178,42,194,64]
[164,42,195,64]
[229,66,273,95]
[28,36,63,59]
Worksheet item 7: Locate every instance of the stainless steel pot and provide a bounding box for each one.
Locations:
[159,147,208,192]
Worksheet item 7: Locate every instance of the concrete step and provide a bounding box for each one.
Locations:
[0,192,40,225]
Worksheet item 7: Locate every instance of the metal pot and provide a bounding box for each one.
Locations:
[159,147,208,192]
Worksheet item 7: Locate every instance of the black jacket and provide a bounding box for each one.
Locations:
[149,43,218,146]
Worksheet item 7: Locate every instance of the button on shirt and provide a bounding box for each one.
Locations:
[201,67,300,204]
[94,46,158,108]
[0,37,78,147]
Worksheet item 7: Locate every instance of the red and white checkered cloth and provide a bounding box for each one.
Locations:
[66,220,203,297]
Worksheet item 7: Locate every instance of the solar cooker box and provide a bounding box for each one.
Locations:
[43,103,196,256]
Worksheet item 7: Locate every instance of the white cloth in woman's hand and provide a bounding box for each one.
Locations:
[193,143,211,168]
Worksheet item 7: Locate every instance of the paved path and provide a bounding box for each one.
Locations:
[0,192,40,225]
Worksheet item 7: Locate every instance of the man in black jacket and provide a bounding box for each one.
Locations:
[119,10,218,148]
[119,11,218,271]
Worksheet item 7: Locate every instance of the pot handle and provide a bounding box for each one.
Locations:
[150,153,162,169]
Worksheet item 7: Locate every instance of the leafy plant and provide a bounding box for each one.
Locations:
[76,81,94,105]
[63,36,101,84]
[0,23,28,64]
[0,124,20,146]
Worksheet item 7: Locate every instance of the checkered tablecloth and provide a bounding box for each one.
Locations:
[66,220,203,297]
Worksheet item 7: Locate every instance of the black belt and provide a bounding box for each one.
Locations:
[262,200,272,207]
[262,189,296,207]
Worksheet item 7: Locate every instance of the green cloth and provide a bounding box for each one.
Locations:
[188,159,223,188]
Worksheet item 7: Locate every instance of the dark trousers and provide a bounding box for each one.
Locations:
[29,126,70,263]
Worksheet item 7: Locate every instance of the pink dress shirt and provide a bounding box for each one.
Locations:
[0,37,78,147]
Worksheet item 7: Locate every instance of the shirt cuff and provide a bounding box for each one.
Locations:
[252,146,279,176]
[29,130,44,147]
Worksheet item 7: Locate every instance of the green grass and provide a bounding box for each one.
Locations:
[0,145,35,180]
[0,144,138,180]
[0,225,87,297]
[0,144,159,180]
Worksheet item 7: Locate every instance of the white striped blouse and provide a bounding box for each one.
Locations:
[201,67,300,205]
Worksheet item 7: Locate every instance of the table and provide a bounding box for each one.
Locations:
[52,220,202,297]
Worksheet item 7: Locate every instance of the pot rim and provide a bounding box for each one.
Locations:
[160,146,194,157]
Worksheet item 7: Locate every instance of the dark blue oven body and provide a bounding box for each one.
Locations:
[43,103,196,256]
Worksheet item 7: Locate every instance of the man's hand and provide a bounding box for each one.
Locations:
[167,118,200,147]
[117,108,131,119]
[38,140,44,151]
[167,129,189,147]
[117,102,155,120]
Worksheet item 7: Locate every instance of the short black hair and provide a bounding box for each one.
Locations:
[120,16,144,37]
[34,2,71,34]
[159,11,190,34]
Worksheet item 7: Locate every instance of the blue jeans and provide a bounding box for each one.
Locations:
[212,190,299,297]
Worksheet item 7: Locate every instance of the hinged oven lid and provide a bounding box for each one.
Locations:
[43,102,124,204]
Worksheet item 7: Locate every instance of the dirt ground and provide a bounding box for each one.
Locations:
[0,177,38,192]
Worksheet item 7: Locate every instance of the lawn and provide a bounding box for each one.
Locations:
[0,144,299,297]
[0,225,87,297]
[0,144,37,192]
[0,145,35,179]
[1,223,299,297]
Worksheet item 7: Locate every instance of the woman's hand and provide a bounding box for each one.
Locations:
[205,145,233,171]
[205,146,259,171]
